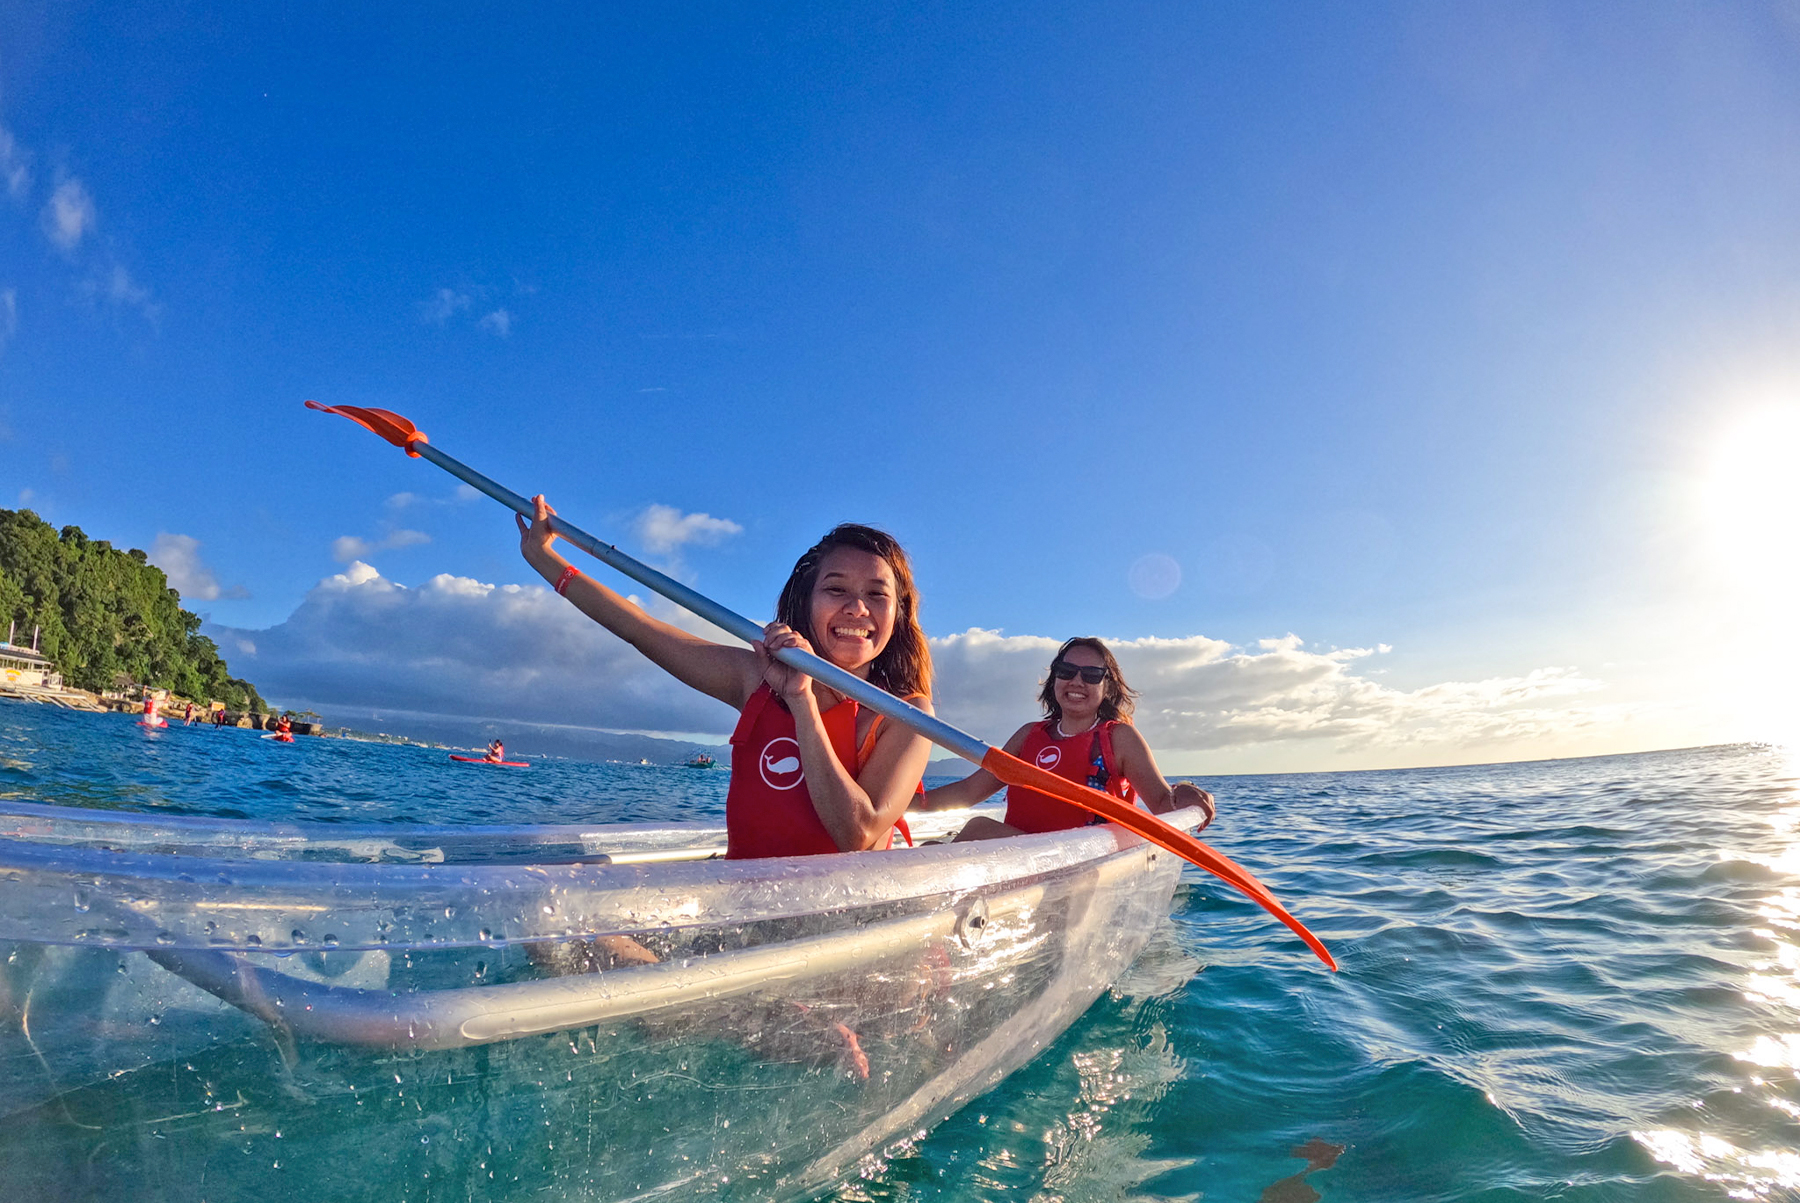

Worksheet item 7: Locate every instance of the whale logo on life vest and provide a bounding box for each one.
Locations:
[759,737,805,790]
[1035,745,1061,770]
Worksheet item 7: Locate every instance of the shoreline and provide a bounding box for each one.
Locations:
[0,683,325,735]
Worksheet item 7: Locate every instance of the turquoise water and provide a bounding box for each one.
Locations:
[3,704,1798,1201]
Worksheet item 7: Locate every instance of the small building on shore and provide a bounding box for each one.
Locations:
[0,642,62,690]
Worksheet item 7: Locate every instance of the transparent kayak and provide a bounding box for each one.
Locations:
[0,800,1204,1201]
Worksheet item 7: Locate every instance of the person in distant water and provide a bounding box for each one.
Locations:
[519,498,932,860]
[917,637,1215,840]
[485,739,506,763]
[213,707,227,729]
[184,701,197,725]
[275,714,292,739]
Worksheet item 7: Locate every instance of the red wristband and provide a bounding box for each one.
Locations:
[553,565,581,596]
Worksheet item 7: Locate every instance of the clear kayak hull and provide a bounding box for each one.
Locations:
[0,801,1201,1201]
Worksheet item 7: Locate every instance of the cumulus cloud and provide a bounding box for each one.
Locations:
[635,504,743,555]
[928,629,1607,762]
[149,533,250,602]
[479,308,512,337]
[43,178,95,251]
[203,563,1622,767]
[0,125,30,200]
[331,528,431,563]
[420,288,471,325]
[203,562,740,735]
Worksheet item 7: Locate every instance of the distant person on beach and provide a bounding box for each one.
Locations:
[917,637,1215,840]
[519,498,932,860]
[485,739,505,763]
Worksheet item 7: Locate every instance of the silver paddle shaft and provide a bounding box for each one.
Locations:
[410,441,991,766]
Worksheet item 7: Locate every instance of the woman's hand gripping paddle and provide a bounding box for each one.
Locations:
[306,400,1337,970]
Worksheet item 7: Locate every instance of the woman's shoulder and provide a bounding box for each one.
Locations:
[1004,719,1047,750]
[1102,718,1150,749]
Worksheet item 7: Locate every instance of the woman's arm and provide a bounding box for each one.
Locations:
[1111,724,1216,829]
[1110,723,1180,814]
[518,495,760,709]
[916,723,1033,810]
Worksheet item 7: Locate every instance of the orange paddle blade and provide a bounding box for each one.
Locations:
[980,747,1337,970]
[304,400,429,457]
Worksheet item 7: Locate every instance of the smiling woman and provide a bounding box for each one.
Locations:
[517,498,934,858]
[918,636,1216,840]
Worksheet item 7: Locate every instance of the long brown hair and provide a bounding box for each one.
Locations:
[775,524,932,700]
[1038,636,1137,725]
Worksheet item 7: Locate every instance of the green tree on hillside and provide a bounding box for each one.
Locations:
[0,509,265,710]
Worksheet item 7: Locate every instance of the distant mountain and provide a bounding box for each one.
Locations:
[290,701,730,766]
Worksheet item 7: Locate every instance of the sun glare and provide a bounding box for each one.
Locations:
[1702,404,1800,746]
[1704,406,1800,578]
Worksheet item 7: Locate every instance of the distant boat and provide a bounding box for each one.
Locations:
[685,753,716,769]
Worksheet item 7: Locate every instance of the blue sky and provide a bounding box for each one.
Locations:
[3,3,1798,771]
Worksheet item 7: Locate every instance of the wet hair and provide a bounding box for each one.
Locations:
[775,524,932,700]
[1038,636,1137,725]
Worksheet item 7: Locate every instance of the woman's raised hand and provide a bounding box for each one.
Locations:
[516,494,562,568]
[754,621,816,705]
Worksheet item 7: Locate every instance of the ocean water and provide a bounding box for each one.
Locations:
[2,703,1798,1201]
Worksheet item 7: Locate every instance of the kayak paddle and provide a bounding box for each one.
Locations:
[306,400,1336,969]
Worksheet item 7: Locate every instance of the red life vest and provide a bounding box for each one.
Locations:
[725,685,914,859]
[1003,720,1134,834]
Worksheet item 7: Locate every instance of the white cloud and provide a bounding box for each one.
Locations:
[43,178,95,251]
[634,503,744,555]
[928,628,1610,765]
[331,528,431,563]
[149,533,250,602]
[202,562,740,735]
[105,264,149,306]
[0,288,15,355]
[479,308,512,337]
[420,288,471,325]
[0,125,30,200]
[200,564,1630,770]
[88,263,158,322]
[386,487,478,510]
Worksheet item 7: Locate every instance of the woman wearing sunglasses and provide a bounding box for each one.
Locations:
[921,636,1215,840]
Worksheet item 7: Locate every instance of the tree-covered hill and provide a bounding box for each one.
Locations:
[0,509,265,710]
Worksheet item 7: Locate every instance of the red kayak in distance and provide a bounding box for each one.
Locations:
[449,754,529,768]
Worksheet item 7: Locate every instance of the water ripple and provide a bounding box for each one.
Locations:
[4,707,1800,1198]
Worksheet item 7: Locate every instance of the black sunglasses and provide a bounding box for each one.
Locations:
[1050,661,1109,685]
